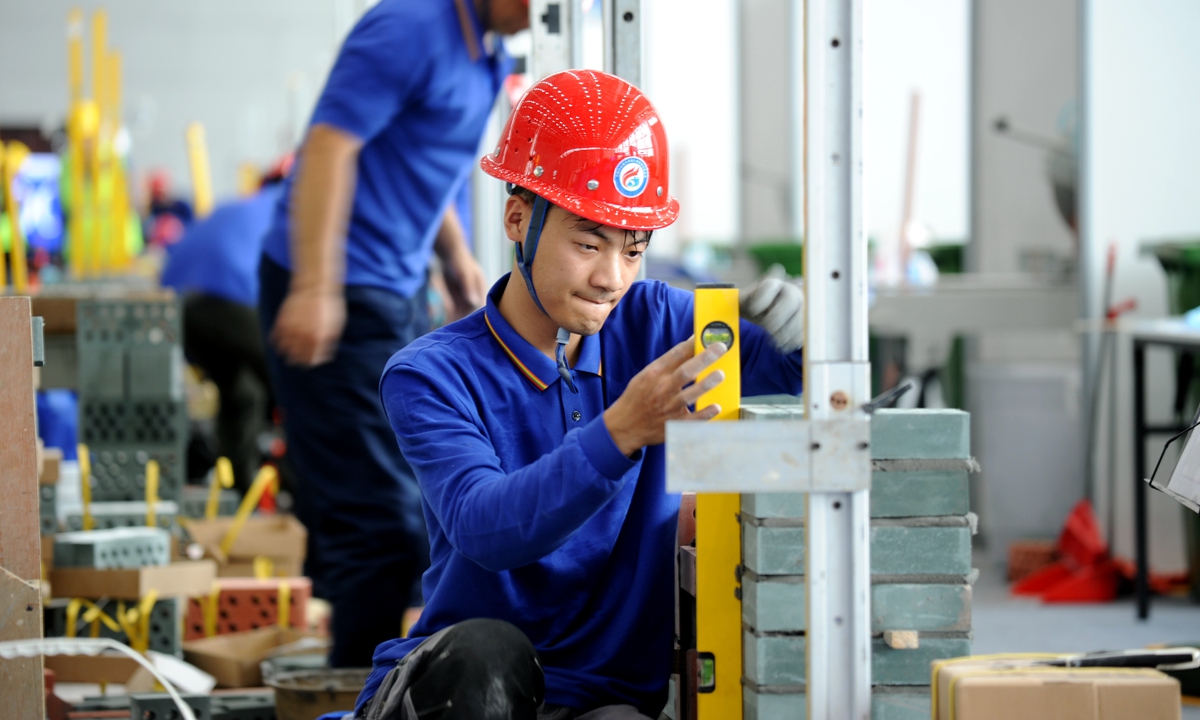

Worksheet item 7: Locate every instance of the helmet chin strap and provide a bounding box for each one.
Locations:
[515,193,579,394]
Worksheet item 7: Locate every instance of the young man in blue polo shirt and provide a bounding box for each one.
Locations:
[359,71,806,720]
[258,0,531,667]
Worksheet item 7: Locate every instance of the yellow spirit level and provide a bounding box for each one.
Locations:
[693,283,743,720]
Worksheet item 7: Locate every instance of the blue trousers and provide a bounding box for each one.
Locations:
[259,256,430,667]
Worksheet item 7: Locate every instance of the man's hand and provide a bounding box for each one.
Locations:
[603,337,729,457]
[270,287,347,366]
[442,248,488,321]
[741,264,805,353]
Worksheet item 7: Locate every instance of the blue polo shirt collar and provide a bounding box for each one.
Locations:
[484,275,602,392]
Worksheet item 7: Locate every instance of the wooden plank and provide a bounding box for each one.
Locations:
[0,297,40,580]
[0,297,46,719]
[0,566,45,719]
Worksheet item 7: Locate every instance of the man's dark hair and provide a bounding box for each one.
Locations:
[508,185,652,250]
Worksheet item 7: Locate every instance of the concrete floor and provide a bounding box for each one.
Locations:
[973,553,1200,719]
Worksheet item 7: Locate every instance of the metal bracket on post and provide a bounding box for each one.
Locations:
[528,0,583,80]
[603,0,642,88]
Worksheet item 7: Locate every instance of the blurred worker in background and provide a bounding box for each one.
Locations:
[144,169,193,247]
[161,157,291,493]
[357,70,807,720]
[257,0,531,667]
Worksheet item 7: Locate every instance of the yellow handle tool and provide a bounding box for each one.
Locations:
[185,123,214,219]
[144,459,159,528]
[277,581,291,629]
[692,283,743,719]
[220,465,278,558]
[207,457,235,521]
[2,141,31,294]
[78,444,95,531]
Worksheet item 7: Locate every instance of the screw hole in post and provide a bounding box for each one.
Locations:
[623,11,634,21]
[811,442,821,451]
[832,270,840,279]
[833,501,842,510]
[831,37,840,47]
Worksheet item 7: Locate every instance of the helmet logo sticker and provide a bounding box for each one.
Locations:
[614,157,650,198]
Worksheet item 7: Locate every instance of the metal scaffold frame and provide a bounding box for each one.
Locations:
[800,0,872,716]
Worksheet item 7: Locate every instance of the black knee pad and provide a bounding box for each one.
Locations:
[407,618,544,720]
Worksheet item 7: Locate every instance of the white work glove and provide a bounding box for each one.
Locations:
[740,264,805,353]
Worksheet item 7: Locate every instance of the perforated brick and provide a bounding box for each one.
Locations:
[54,527,170,569]
[130,692,211,720]
[184,577,311,640]
[66,500,178,531]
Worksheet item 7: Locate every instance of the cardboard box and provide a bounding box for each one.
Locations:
[50,560,217,600]
[933,655,1181,720]
[217,558,304,578]
[183,627,320,688]
[183,515,306,565]
[44,655,140,684]
[39,447,62,486]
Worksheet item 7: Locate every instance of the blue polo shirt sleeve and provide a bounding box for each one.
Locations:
[381,361,639,572]
[309,8,429,141]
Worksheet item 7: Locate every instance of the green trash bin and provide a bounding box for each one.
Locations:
[1142,239,1200,601]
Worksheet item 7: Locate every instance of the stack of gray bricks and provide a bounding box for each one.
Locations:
[53,527,171,569]
[740,408,975,720]
[77,299,187,501]
[179,485,240,518]
[65,500,179,531]
[43,595,184,657]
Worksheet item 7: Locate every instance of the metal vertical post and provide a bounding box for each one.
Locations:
[528,0,584,80]
[802,0,872,717]
[603,0,642,88]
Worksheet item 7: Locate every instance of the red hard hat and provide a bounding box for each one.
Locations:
[480,69,680,231]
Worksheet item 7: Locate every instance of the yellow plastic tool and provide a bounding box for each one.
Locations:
[186,123,214,218]
[2,141,31,294]
[220,465,278,558]
[144,459,159,527]
[208,457,235,520]
[277,581,291,629]
[692,283,743,719]
[66,8,84,279]
[78,443,95,531]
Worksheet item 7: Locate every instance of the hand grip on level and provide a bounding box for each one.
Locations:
[207,458,235,521]
[219,465,278,558]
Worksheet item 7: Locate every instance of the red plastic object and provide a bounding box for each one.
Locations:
[184,577,311,640]
[1011,500,1119,602]
[1058,499,1108,567]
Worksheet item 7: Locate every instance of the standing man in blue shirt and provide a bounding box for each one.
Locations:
[358,71,807,720]
[257,0,531,667]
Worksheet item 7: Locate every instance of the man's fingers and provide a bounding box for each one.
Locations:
[649,336,696,373]
[680,369,725,406]
[675,341,726,384]
[688,403,721,421]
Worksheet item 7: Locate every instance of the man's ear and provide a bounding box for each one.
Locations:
[503,195,531,244]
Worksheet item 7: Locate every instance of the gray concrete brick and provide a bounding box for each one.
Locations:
[742,524,971,576]
[744,632,971,686]
[871,470,970,517]
[744,688,931,720]
[743,577,971,634]
[53,527,171,569]
[742,470,969,521]
[130,693,211,720]
[871,409,969,459]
